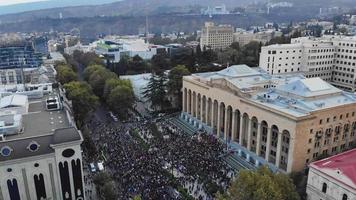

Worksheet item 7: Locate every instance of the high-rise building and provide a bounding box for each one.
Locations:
[259,36,356,92]
[181,65,356,173]
[0,43,42,70]
[0,87,85,200]
[200,22,234,50]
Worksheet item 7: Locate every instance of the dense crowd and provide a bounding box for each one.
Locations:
[86,114,234,199]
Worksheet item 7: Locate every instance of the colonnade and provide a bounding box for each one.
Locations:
[183,88,291,171]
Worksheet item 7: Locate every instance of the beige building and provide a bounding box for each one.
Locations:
[181,65,356,173]
[234,30,282,47]
[200,22,234,50]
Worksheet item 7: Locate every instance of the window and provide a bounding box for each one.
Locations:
[322,183,327,193]
[343,194,348,200]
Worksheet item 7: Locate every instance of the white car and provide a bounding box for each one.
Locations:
[97,162,104,171]
[89,163,96,173]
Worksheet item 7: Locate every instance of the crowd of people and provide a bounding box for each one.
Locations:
[85,112,234,200]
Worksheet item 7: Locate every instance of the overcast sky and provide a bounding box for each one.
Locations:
[0,0,48,6]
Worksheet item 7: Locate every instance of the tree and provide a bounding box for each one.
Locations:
[167,65,191,108]
[64,81,99,127]
[107,85,135,119]
[56,65,77,84]
[102,181,118,200]
[143,73,169,111]
[151,52,171,72]
[83,64,105,81]
[103,78,132,99]
[217,166,300,200]
[84,65,118,97]
[93,172,118,200]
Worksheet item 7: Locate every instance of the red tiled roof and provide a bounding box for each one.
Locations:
[311,149,356,188]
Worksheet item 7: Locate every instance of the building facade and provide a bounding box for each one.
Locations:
[0,44,42,70]
[181,65,356,173]
[234,30,282,47]
[259,36,356,92]
[200,22,234,50]
[0,88,85,200]
[307,149,356,200]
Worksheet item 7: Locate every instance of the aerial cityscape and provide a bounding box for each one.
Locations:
[0,0,356,200]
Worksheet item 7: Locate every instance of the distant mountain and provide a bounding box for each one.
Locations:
[0,0,264,23]
[0,0,123,15]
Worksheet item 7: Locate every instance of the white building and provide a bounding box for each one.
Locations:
[201,4,230,16]
[307,149,356,200]
[200,22,234,50]
[95,37,165,63]
[260,36,356,92]
[350,15,356,25]
[0,88,85,200]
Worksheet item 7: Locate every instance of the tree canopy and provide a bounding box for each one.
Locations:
[217,167,300,200]
[167,65,191,108]
[64,81,99,127]
[56,64,78,84]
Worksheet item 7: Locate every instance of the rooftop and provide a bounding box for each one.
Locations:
[188,65,356,118]
[0,89,81,162]
[310,149,356,190]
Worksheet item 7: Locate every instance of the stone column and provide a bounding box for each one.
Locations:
[196,95,199,119]
[231,111,236,142]
[265,127,272,162]
[239,115,244,145]
[247,119,252,151]
[183,89,186,112]
[200,98,204,122]
[224,108,229,140]
[276,132,283,168]
[205,100,209,125]
[217,104,221,137]
[286,137,294,173]
[256,123,262,156]
[211,102,215,129]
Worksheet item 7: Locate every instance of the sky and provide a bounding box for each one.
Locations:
[0,0,48,6]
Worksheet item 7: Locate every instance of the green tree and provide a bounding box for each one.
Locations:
[86,66,118,97]
[151,52,171,72]
[102,181,118,200]
[167,65,191,108]
[107,85,135,119]
[218,166,300,200]
[56,65,77,84]
[64,81,99,127]
[143,73,169,111]
[83,64,105,81]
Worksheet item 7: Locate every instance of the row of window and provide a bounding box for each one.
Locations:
[267,49,303,54]
[317,114,356,125]
[334,66,355,72]
[309,48,335,53]
[321,182,349,200]
[308,55,334,59]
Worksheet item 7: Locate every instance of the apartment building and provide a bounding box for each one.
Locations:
[259,36,356,92]
[200,22,234,50]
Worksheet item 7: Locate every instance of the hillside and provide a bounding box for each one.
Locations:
[0,0,263,23]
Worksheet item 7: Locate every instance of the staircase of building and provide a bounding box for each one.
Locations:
[170,117,198,136]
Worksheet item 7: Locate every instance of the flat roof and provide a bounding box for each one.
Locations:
[187,65,356,118]
[0,90,81,162]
